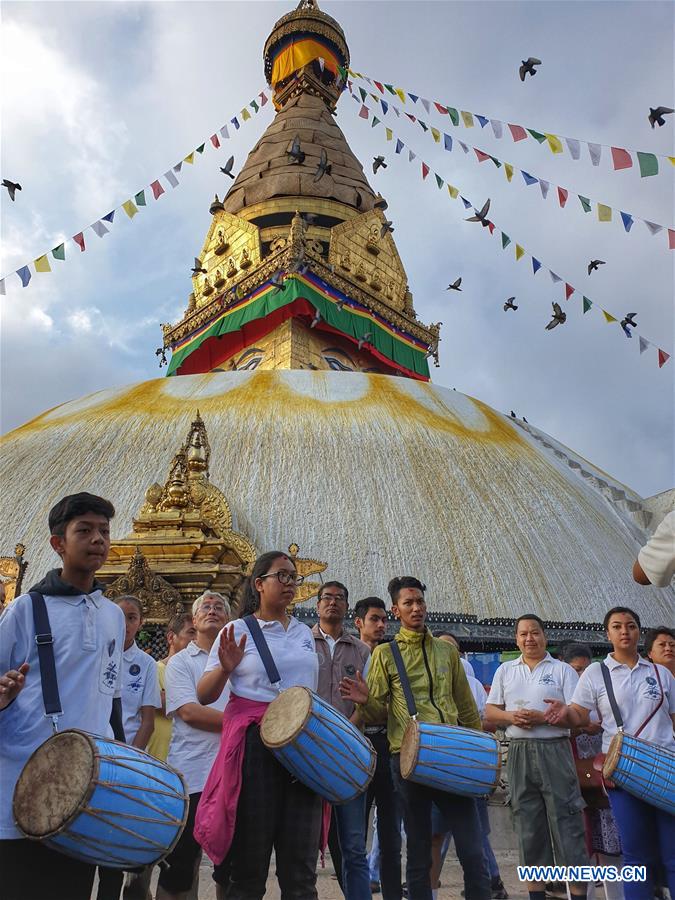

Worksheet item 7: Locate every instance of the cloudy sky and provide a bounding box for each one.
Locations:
[1,0,673,498]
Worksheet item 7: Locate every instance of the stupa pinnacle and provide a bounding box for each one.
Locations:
[161,1,439,379]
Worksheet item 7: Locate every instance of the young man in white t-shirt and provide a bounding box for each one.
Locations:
[0,492,125,900]
[114,595,160,749]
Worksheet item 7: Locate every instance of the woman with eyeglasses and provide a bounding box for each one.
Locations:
[195,551,321,899]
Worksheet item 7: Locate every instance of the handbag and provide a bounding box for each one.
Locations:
[572,735,610,809]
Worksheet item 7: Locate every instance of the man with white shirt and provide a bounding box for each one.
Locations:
[633,509,675,587]
[485,614,588,900]
[156,592,231,900]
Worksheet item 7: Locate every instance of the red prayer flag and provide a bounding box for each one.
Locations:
[658,349,670,368]
[73,232,85,252]
[421,162,430,180]
[557,187,569,208]
[668,228,675,249]
[434,102,448,114]
[359,104,369,119]
[611,147,633,170]
[259,91,268,106]
[565,283,574,300]
[474,149,491,162]
[488,221,495,234]
[508,123,528,142]
[210,134,221,148]
[151,180,165,199]
[406,113,417,123]
[374,81,384,93]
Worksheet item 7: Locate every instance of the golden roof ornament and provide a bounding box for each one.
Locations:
[104,547,184,621]
[286,542,327,609]
[0,543,28,606]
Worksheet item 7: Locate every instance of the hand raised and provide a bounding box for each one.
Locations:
[0,662,29,711]
[217,625,246,674]
[339,670,369,704]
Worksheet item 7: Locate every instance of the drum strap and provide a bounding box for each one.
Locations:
[29,591,63,731]
[389,640,417,719]
[243,615,281,686]
[600,661,664,736]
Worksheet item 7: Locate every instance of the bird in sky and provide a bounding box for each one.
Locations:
[446,277,462,292]
[288,135,306,164]
[373,155,387,174]
[310,310,322,328]
[380,220,395,238]
[191,258,207,275]
[465,198,491,226]
[373,197,388,212]
[587,259,605,275]
[358,333,373,351]
[519,57,542,81]
[648,106,674,128]
[545,302,567,330]
[510,411,517,418]
[503,297,518,311]
[155,348,168,367]
[2,179,22,201]
[620,313,637,338]
[314,148,332,182]
[219,156,235,179]
[269,272,286,294]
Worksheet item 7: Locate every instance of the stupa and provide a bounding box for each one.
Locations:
[1,0,672,638]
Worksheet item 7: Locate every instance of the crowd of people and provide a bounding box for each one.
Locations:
[0,493,673,900]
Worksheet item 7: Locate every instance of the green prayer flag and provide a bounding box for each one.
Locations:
[359,86,367,101]
[371,116,380,127]
[490,156,502,168]
[384,84,396,95]
[527,129,546,143]
[51,243,66,261]
[578,195,592,213]
[337,65,346,79]
[435,174,444,189]
[582,296,592,314]
[135,190,146,207]
[501,233,511,249]
[196,144,205,154]
[447,107,459,126]
[637,152,658,178]
[250,99,259,113]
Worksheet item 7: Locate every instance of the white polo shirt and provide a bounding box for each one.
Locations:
[204,616,318,702]
[468,674,487,717]
[637,510,675,587]
[0,588,125,839]
[166,641,229,794]
[487,652,578,739]
[572,655,675,753]
[120,642,161,745]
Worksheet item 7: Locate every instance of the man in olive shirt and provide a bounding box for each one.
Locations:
[340,576,490,900]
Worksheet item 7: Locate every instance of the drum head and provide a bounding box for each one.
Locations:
[13,730,96,838]
[260,686,312,748]
[399,719,421,779]
[602,732,623,779]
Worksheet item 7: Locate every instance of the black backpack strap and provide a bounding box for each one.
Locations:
[243,615,281,686]
[29,591,63,731]
[600,662,623,731]
[389,639,417,719]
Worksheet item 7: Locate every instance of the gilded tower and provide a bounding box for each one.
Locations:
[161,0,439,378]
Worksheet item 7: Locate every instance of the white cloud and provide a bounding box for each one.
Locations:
[28,308,54,332]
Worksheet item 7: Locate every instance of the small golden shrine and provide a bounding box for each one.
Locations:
[0,543,28,606]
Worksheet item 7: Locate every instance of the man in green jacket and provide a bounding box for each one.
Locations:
[340,576,491,900]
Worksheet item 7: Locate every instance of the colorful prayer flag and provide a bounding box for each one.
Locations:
[539,180,550,199]
[151,180,165,200]
[447,108,459,125]
[474,149,491,163]
[395,139,404,154]
[527,129,546,144]
[52,244,65,261]
[359,104,369,119]
[122,200,138,219]
[597,204,612,222]
[73,232,86,251]
[490,119,503,139]
[460,111,474,128]
[381,100,389,115]
[565,283,574,300]
[34,255,51,273]
[501,233,511,249]
[430,127,441,143]
[195,143,205,153]
[0,279,5,296]
[602,311,617,323]
[102,211,115,224]
[408,150,417,162]
[164,170,179,188]
[421,162,430,180]
[550,272,562,283]
[508,123,528,142]
[658,349,670,368]
[231,116,240,129]
[582,297,592,314]
[447,184,459,199]
[259,91,268,106]
[385,127,393,141]
[545,134,563,154]
[460,197,472,209]
[91,220,109,238]
[421,98,431,114]
[504,163,514,182]
[611,147,632,170]
[638,336,649,354]
[578,196,592,213]
[444,133,453,151]
[17,266,31,287]
[395,88,406,104]
[521,171,538,186]
[669,228,675,249]
[532,258,541,274]
[135,190,146,207]
[620,212,634,232]
[210,134,221,148]
[220,125,230,140]
[458,141,469,154]
[637,152,658,177]
[515,244,525,260]
[588,143,602,166]
[558,187,568,208]
[434,102,448,114]
[174,162,183,173]
[371,116,380,127]
[184,153,195,164]
[565,137,581,160]
[645,221,663,236]
[476,115,489,128]
[435,174,444,189]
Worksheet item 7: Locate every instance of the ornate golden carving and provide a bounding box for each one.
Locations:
[286,543,327,610]
[105,547,185,621]
[0,543,28,605]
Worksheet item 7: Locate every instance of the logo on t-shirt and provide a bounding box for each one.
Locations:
[102,660,118,689]
[301,638,314,651]
[539,673,556,686]
[128,676,144,693]
[644,675,660,700]
[129,664,141,676]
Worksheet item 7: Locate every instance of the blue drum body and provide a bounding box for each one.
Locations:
[14,730,188,867]
[260,686,376,803]
[603,732,675,815]
[400,720,501,797]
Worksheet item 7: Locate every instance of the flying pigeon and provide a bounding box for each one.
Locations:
[219,156,235,179]
[358,333,373,351]
[620,313,637,337]
[523,417,528,423]
[519,57,542,81]
[270,272,286,294]
[465,198,491,226]
[510,411,517,418]
[155,348,167,367]
[587,259,605,275]
[288,135,306,164]
[288,246,307,274]
[648,106,674,128]
[191,258,207,275]
[446,278,462,292]
[545,302,567,330]
[310,310,322,328]
[2,179,21,202]
[380,220,394,238]
[373,197,388,211]
[314,148,332,182]
[373,155,387,174]
[503,297,518,311]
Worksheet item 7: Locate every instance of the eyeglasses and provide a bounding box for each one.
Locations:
[259,571,304,586]
[198,603,227,614]
[319,593,347,603]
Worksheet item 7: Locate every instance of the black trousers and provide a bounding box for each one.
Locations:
[391,754,491,900]
[221,724,323,900]
[0,838,96,900]
[365,730,402,900]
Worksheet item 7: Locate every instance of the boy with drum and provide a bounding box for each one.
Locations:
[340,575,491,900]
[0,492,125,900]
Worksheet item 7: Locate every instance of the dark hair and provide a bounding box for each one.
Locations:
[114,595,143,617]
[515,614,545,633]
[166,612,193,637]
[353,596,386,621]
[387,576,426,604]
[318,581,349,603]
[603,606,641,630]
[644,626,675,655]
[238,552,293,616]
[49,492,115,536]
[562,643,592,664]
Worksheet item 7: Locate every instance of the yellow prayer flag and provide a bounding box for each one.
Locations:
[515,244,525,261]
[597,204,612,222]
[602,310,617,323]
[430,127,441,143]
[447,184,459,199]
[668,157,675,167]
[460,111,474,128]
[385,128,393,141]
[184,153,195,164]
[122,200,138,219]
[504,163,514,182]
[34,255,51,273]
[545,133,563,154]
[241,108,251,121]
[395,88,406,104]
